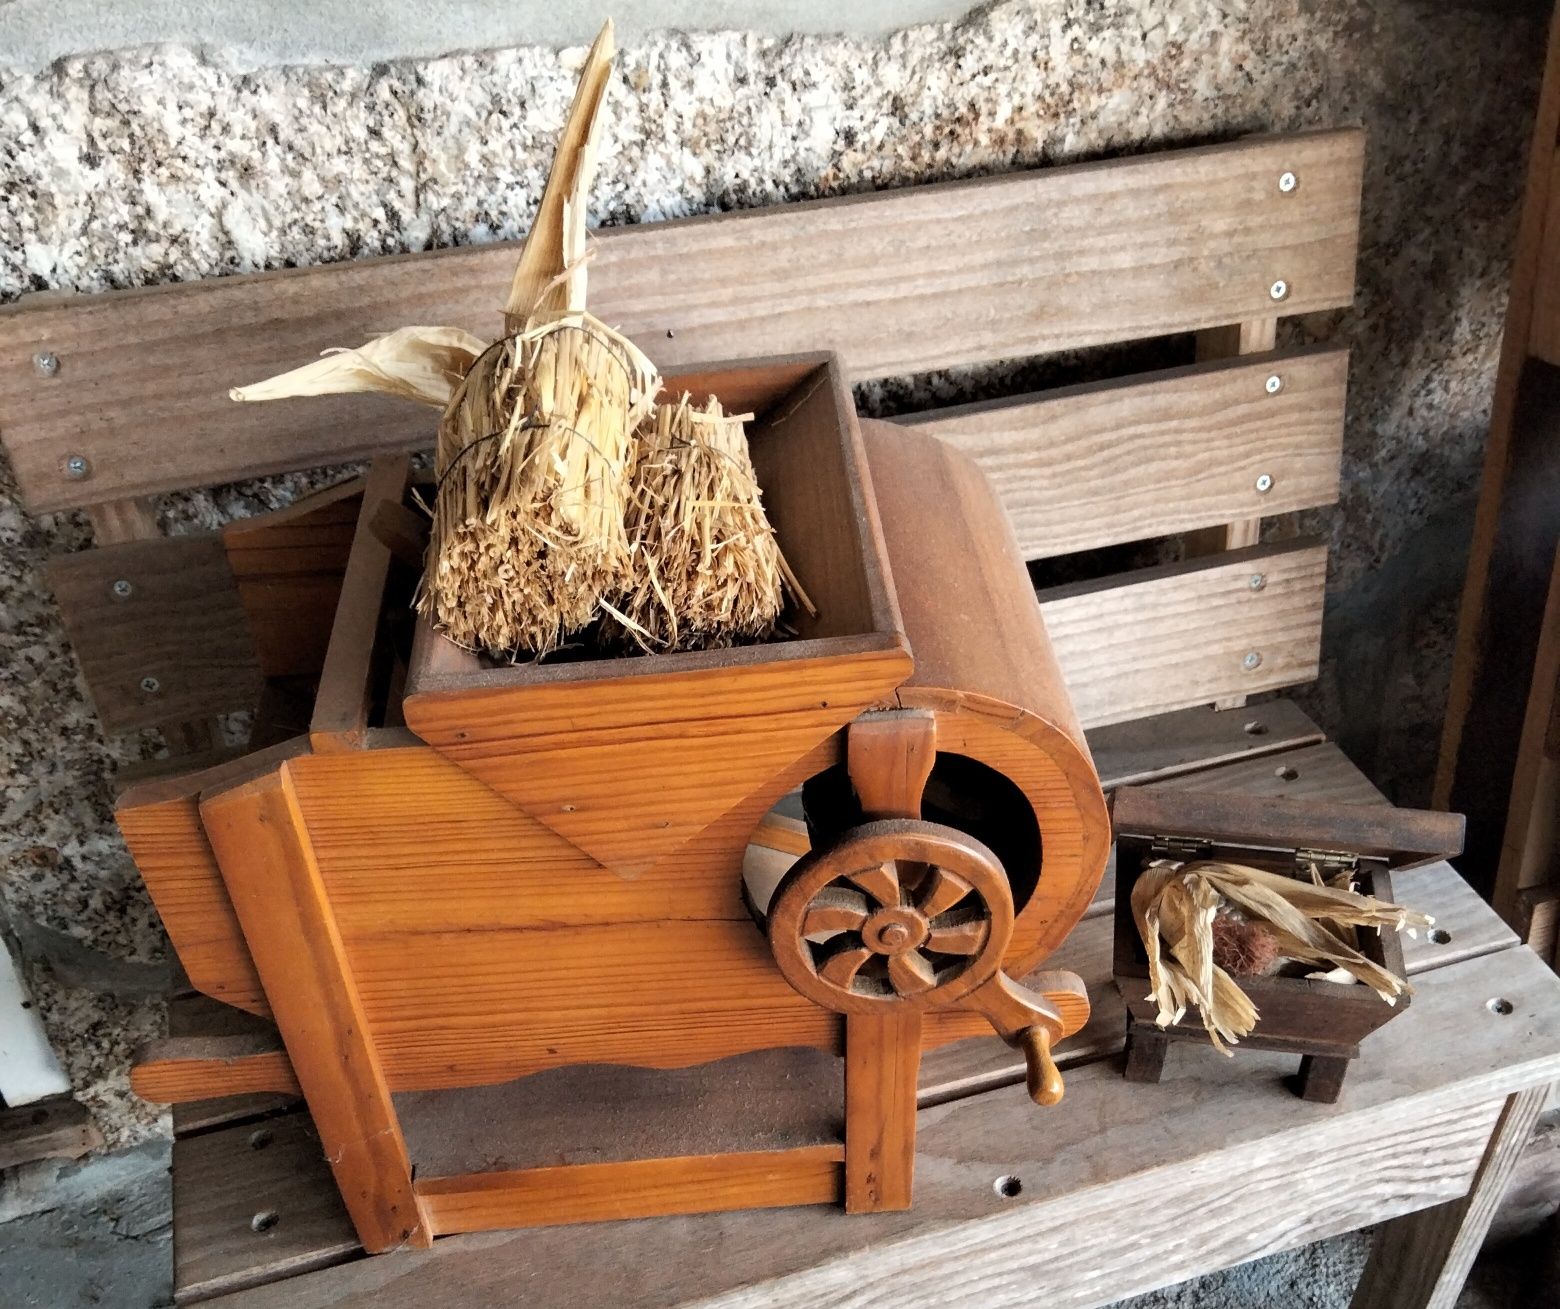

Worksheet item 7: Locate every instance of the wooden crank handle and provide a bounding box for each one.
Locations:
[1017,1025,1065,1106]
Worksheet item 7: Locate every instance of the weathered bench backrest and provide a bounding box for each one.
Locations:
[0,127,1363,749]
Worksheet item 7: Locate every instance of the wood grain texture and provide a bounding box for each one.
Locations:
[1150,740,1382,804]
[46,534,261,732]
[309,456,410,750]
[195,943,1560,1309]
[0,130,1363,511]
[201,770,425,1252]
[416,1148,845,1235]
[901,346,1344,560]
[132,1036,300,1103]
[1040,542,1328,727]
[1350,1083,1550,1309]
[172,1109,359,1303]
[0,1096,100,1170]
[222,478,362,680]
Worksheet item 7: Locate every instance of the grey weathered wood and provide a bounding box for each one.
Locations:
[1349,1083,1551,1309]
[200,943,1560,1309]
[172,1108,358,1304]
[1086,700,1327,790]
[1147,740,1381,803]
[904,346,1347,560]
[0,130,1363,512]
[0,1096,100,1170]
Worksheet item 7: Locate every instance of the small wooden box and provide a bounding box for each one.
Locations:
[1111,787,1464,1102]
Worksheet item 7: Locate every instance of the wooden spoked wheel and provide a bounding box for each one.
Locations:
[767,819,1015,1015]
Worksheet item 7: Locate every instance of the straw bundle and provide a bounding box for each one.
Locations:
[426,314,659,655]
[1131,858,1432,1053]
[605,394,792,652]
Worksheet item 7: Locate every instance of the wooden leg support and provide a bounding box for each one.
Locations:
[1349,1084,1548,1309]
[1123,1023,1170,1084]
[844,1010,921,1213]
[1296,1053,1351,1104]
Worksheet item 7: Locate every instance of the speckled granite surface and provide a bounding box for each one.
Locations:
[0,0,1546,1144]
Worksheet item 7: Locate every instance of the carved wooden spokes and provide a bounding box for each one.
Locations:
[768,819,1014,1015]
[806,862,994,1001]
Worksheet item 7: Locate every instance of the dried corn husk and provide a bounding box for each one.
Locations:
[1132,858,1433,1054]
[422,312,659,656]
[230,326,486,409]
[605,394,793,652]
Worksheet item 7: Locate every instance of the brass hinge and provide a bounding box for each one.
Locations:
[1295,847,1360,878]
[1150,835,1210,860]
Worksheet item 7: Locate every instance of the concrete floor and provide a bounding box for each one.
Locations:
[0,1139,1550,1309]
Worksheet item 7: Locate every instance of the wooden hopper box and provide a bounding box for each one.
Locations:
[1111,787,1465,1102]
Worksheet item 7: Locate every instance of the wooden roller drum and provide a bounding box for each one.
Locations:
[764,418,1110,1106]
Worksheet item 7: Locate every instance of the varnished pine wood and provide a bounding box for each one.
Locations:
[416,1147,845,1235]
[200,768,426,1251]
[0,130,1364,511]
[844,1010,919,1213]
[132,1034,300,1102]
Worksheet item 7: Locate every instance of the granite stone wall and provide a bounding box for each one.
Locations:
[0,0,1546,1144]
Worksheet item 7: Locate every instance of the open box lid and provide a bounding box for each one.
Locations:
[1111,786,1466,872]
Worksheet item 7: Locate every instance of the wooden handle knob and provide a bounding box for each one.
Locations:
[1019,1026,1064,1106]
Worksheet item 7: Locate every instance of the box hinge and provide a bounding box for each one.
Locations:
[1294,847,1361,879]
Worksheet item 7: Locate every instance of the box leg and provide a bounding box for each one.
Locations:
[844,1010,921,1213]
[1296,1053,1350,1103]
[1124,1024,1170,1083]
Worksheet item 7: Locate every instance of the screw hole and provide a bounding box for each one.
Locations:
[561,804,577,813]
[1429,928,1451,945]
[993,1175,1022,1199]
[1275,765,1299,781]
[251,1210,280,1233]
[248,1128,273,1150]
[666,329,675,338]
[1243,721,1268,736]
[1487,998,1514,1016]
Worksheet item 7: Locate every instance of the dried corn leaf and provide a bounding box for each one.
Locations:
[230,326,486,409]
[1133,858,1432,1054]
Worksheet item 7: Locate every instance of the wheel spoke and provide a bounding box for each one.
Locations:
[846,862,901,907]
[916,866,972,918]
[887,949,937,996]
[924,918,989,956]
[803,892,870,938]
[816,943,872,989]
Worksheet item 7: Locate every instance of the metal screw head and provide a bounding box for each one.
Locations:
[111,579,133,599]
[33,351,59,377]
[1249,573,1267,592]
[64,454,90,480]
[139,676,161,694]
[1265,374,1283,395]
[1255,473,1275,493]
[1269,279,1289,301]
[1278,171,1298,194]
[1242,651,1263,671]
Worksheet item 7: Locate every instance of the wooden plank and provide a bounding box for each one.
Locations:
[46,534,261,732]
[198,943,1560,1309]
[416,1148,845,1236]
[0,130,1363,511]
[222,479,363,681]
[0,1096,100,1170]
[310,456,410,751]
[903,345,1343,561]
[133,1035,300,1103]
[1086,700,1326,789]
[1040,542,1327,727]
[200,769,426,1252]
[1148,740,1382,804]
[1350,1083,1551,1309]
[172,1109,359,1303]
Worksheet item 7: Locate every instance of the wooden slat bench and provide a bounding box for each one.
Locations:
[7,123,1553,1307]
